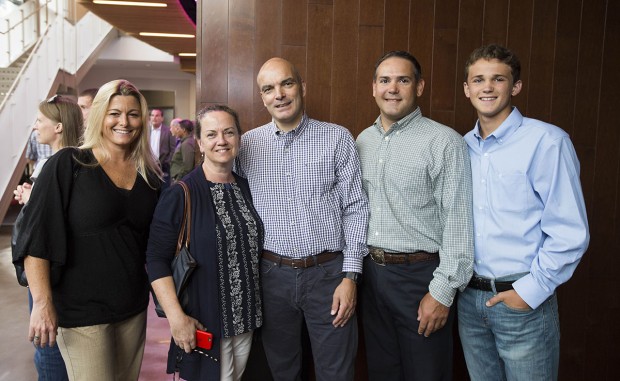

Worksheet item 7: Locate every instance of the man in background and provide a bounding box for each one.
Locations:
[77,88,98,128]
[149,108,175,187]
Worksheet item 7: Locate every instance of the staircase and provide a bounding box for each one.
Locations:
[0,51,30,104]
[0,5,114,223]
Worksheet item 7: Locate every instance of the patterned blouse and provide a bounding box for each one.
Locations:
[209,181,263,337]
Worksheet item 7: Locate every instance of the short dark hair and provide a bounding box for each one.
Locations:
[464,44,521,82]
[79,88,98,100]
[373,51,423,82]
[178,119,194,133]
[195,105,241,139]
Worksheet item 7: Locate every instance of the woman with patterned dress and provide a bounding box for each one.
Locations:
[147,105,263,381]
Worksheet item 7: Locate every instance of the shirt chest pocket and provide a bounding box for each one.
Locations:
[488,171,532,213]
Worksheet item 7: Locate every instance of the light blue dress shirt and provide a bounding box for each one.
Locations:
[464,107,589,309]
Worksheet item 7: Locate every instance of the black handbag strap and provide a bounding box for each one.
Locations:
[175,181,191,256]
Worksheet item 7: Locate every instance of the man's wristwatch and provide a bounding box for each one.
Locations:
[344,272,361,284]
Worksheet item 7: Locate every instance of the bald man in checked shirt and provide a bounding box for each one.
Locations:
[236,57,369,381]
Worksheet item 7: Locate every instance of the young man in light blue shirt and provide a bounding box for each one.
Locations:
[459,44,590,381]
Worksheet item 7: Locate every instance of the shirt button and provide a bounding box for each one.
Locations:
[384,136,390,141]
[378,159,384,163]
[481,179,486,184]
[476,233,481,237]
[477,260,482,264]
[375,231,379,236]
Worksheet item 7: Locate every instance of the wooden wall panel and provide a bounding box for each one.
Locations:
[430,0,458,127]
[409,0,435,117]
[306,4,334,121]
[199,0,229,104]
[253,0,282,128]
[282,0,307,46]
[331,0,360,130]
[356,26,383,134]
[454,0,484,135]
[526,0,558,121]
[384,0,410,52]
[549,0,580,138]
[482,0,509,45]
[579,3,618,379]
[228,0,256,130]
[359,0,384,26]
[197,1,620,379]
[506,0,533,112]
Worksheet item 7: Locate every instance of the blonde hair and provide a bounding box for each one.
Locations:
[38,95,83,149]
[80,79,162,188]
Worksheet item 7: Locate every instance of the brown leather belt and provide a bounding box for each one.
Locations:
[262,250,341,269]
[369,247,438,266]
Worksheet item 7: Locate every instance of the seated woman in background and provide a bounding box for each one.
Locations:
[14,79,162,381]
[147,105,263,381]
[13,94,83,381]
[170,118,198,182]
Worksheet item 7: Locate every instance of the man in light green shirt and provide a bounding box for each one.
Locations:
[356,50,473,381]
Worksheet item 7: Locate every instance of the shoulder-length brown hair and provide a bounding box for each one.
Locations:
[38,95,83,149]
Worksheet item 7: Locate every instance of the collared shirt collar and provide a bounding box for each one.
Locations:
[473,107,523,144]
[268,113,309,138]
[372,107,422,134]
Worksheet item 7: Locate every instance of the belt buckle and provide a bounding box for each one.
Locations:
[291,259,302,269]
[371,248,386,266]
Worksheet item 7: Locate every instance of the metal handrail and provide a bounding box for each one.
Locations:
[0,0,51,35]
[0,21,52,113]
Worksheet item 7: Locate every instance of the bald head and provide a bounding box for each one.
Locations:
[256,57,306,132]
[257,57,303,86]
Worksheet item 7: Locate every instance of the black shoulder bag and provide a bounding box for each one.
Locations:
[154,180,198,318]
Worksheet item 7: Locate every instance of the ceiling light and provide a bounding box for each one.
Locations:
[178,53,196,57]
[139,32,195,38]
[93,1,167,7]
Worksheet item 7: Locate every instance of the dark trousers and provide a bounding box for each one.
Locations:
[260,254,357,381]
[361,255,454,381]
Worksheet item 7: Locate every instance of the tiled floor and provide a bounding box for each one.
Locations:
[0,229,173,381]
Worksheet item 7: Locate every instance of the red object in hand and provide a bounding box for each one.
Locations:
[196,330,213,350]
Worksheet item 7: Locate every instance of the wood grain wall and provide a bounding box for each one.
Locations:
[197,1,620,379]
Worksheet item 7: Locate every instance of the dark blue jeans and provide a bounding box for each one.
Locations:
[260,254,357,381]
[28,291,69,381]
[361,255,454,381]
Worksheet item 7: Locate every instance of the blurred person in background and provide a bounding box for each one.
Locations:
[170,119,197,182]
[13,94,84,381]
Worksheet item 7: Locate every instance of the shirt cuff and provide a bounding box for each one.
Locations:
[342,255,364,274]
[428,279,457,307]
[511,273,553,310]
